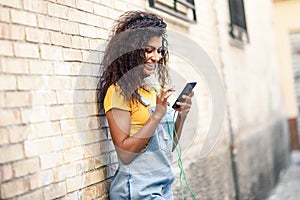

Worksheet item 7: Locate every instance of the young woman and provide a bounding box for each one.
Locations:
[97,11,194,200]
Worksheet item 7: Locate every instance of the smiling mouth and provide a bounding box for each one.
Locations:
[145,63,155,70]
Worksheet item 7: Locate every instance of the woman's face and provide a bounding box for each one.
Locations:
[144,36,163,76]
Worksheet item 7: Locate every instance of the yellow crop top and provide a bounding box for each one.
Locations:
[103,84,157,136]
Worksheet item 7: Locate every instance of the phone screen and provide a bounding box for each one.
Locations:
[172,82,197,109]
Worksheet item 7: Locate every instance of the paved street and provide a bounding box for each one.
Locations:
[266,150,300,200]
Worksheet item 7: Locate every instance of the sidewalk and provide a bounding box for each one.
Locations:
[266,150,300,200]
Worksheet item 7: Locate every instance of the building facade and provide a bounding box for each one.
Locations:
[0,0,290,199]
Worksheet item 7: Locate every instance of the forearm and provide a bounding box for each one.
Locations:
[121,114,161,152]
[113,113,163,163]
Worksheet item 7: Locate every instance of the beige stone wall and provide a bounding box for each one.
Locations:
[273,0,300,118]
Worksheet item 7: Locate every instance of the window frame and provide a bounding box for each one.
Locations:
[228,0,249,43]
[149,0,197,23]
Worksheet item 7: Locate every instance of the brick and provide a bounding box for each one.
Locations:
[0,23,25,40]
[60,20,79,35]
[47,2,68,19]
[40,152,64,169]
[99,140,114,152]
[21,106,49,123]
[69,8,87,24]
[83,143,101,158]
[71,36,90,49]
[63,147,84,163]
[0,127,9,145]
[23,0,48,14]
[29,122,60,139]
[29,170,53,190]
[52,135,73,152]
[40,44,63,61]
[13,157,40,177]
[17,190,43,200]
[8,125,31,143]
[43,181,67,199]
[63,48,82,61]
[57,0,76,7]
[86,13,103,27]
[72,90,95,103]
[72,103,97,118]
[0,178,29,199]
[70,62,92,76]
[56,90,73,104]
[79,24,98,38]
[60,119,77,134]
[82,185,97,200]
[0,109,21,126]
[0,40,13,56]
[31,90,57,105]
[81,49,102,64]
[89,38,104,51]
[13,42,40,58]
[53,163,76,182]
[66,118,90,132]
[94,154,110,169]
[50,31,72,47]
[0,6,10,22]
[114,1,127,11]
[99,0,114,8]
[29,60,53,74]
[53,62,72,75]
[0,0,22,8]
[93,4,109,17]
[1,57,29,74]
[85,77,97,89]
[11,9,37,27]
[37,15,60,31]
[48,76,72,90]
[75,159,94,174]
[17,75,46,90]
[0,75,17,90]
[108,8,122,19]
[0,143,24,163]
[0,92,4,107]
[95,181,109,197]
[24,138,53,157]
[102,18,114,30]
[85,169,105,186]
[25,27,51,43]
[49,104,72,120]
[66,174,84,192]
[0,163,13,182]
[5,91,32,107]
[76,0,93,12]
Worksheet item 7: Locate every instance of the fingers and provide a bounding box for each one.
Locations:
[176,90,194,112]
[158,86,175,101]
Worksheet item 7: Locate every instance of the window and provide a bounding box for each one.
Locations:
[228,0,249,43]
[149,0,197,23]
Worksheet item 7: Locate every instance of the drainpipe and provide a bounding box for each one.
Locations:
[212,0,241,199]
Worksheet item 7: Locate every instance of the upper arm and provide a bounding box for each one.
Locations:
[106,108,131,148]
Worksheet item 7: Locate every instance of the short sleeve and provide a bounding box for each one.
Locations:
[103,84,130,113]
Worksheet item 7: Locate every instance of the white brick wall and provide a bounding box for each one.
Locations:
[0,0,286,199]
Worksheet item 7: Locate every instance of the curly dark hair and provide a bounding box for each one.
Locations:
[97,11,170,112]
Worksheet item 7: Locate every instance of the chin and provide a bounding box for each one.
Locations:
[143,70,154,76]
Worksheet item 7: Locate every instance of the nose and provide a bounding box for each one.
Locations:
[150,51,161,62]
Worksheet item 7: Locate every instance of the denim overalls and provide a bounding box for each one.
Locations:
[109,107,176,200]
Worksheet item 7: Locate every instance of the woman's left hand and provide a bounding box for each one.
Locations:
[174,90,194,119]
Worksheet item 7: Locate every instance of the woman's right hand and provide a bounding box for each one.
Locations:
[154,86,175,118]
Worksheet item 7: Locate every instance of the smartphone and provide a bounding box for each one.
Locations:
[172,82,197,109]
